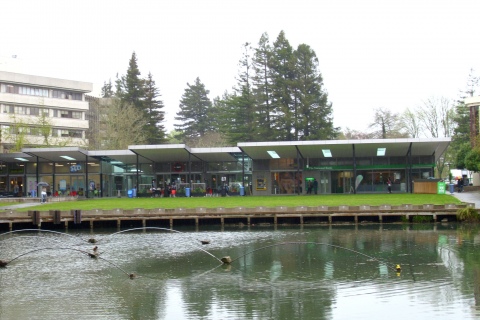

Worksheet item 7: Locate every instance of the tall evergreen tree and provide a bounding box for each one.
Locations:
[223,43,256,143]
[174,77,213,141]
[101,79,114,98]
[252,33,275,141]
[451,69,479,168]
[144,72,167,144]
[117,52,145,111]
[293,44,337,140]
[270,31,296,141]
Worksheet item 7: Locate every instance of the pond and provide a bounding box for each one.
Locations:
[0,223,479,319]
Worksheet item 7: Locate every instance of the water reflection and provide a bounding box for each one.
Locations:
[0,224,479,319]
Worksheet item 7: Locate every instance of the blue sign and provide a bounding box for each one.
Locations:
[70,164,82,173]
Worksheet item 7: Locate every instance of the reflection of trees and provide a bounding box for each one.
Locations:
[174,225,478,319]
[4,226,476,318]
[453,225,480,308]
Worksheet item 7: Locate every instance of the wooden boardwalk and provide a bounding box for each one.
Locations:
[0,203,470,231]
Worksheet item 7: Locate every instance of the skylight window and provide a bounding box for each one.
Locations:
[377,148,386,156]
[267,151,280,159]
[60,156,76,161]
[322,149,332,157]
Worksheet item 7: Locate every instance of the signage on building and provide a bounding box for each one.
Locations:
[172,162,184,172]
[70,164,82,172]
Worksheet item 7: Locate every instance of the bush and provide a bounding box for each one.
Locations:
[456,207,480,222]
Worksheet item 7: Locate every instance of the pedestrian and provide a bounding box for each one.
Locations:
[387,178,392,193]
[41,187,47,203]
[313,179,318,195]
[13,184,19,197]
[458,178,464,193]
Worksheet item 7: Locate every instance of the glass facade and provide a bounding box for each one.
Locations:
[0,143,440,197]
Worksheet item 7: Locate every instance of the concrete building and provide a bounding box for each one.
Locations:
[0,71,93,152]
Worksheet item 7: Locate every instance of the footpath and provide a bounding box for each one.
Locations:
[450,190,480,208]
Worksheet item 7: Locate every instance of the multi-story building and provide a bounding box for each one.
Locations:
[0,71,92,152]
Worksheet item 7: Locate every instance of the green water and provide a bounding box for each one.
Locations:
[0,224,479,319]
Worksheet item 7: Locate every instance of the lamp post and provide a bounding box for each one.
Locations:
[445,162,451,182]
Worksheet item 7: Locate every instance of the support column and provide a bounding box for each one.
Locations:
[352,144,357,194]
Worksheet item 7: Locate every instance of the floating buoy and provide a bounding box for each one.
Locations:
[129,273,136,279]
[200,240,210,245]
[395,264,401,272]
[0,260,7,268]
[221,256,232,264]
[88,238,97,244]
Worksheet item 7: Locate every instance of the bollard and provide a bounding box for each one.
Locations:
[30,210,41,225]
[51,210,61,224]
[71,209,82,224]
[53,210,61,224]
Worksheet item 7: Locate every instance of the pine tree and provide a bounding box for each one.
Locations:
[117,52,145,111]
[224,43,256,143]
[144,72,167,144]
[293,43,337,140]
[252,33,275,141]
[174,77,213,142]
[270,31,296,141]
[101,79,114,98]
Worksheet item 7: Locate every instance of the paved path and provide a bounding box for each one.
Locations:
[0,202,42,210]
[451,190,480,208]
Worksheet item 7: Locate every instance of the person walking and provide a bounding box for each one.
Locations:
[387,178,392,193]
[313,179,318,195]
[41,187,47,203]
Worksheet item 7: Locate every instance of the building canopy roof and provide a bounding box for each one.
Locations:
[2,138,450,165]
[238,138,451,161]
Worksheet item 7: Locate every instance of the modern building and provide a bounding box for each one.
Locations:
[0,138,450,197]
[0,71,92,152]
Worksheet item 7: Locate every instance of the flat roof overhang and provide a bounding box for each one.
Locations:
[128,145,242,163]
[238,138,451,162]
[21,147,94,163]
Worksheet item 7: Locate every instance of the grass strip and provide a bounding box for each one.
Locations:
[6,193,461,212]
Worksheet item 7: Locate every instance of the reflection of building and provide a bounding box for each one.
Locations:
[0,138,449,197]
[0,71,92,152]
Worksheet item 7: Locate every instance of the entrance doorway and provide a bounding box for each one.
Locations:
[10,177,23,196]
[332,171,353,194]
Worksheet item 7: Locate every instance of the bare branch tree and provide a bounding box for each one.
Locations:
[400,108,421,138]
[369,108,407,139]
[103,98,148,149]
[418,96,455,138]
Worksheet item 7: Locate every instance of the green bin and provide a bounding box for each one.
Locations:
[437,181,446,194]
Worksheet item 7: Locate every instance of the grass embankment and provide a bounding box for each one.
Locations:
[10,193,461,212]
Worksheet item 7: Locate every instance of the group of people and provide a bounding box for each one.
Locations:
[150,184,177,197]
[306,179,318,194]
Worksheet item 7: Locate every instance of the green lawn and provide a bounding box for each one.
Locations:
[8,193,461,212]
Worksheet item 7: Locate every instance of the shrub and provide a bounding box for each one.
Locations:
[456,207,480,222]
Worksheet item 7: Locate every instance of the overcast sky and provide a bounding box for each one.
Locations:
[1,0,480,134]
